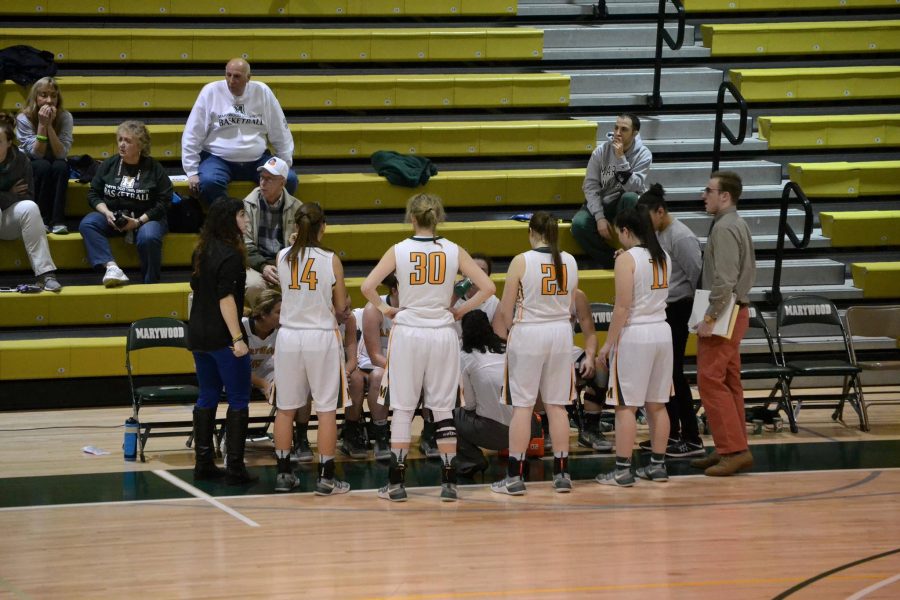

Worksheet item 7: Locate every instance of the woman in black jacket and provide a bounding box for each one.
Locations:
[188,197,257,485]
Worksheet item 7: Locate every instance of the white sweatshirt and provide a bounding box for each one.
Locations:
[181,80,294,177]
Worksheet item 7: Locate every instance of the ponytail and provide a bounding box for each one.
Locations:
[529,211,564,288]
[615,205,666,269]
[286,203,326,266]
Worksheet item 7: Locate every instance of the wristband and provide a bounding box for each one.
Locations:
[232,334,244,344]
[35,134,48,142]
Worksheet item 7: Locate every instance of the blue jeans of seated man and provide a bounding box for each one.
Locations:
[78,211,168,283]
[198,150,298,205]
[193,348,251,411]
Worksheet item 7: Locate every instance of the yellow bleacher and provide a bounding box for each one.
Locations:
[789,161,900,197]
[819,210,900,247]
[700,20,900,56]
[851,262,900,299]
[756,114,900,150]
[61,169,587,217]
[68,120,597,160]
[0,221,584,274]
[0,268,617,334]
[0,27,543,62]
[1,0,517,17]
[684,0,899,11]
[0,74,571,113]
[730,66,900,102]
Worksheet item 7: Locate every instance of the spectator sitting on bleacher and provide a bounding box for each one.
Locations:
[15,77,73,235]
[79,120,172,287]
[242,156,301,308]
[0,112,61,292]
[182,58,297,205]
[572,113,652,268]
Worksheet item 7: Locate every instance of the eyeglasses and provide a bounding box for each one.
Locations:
[703,187,720,194]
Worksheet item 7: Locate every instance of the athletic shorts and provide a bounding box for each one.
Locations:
[383,325,459,412]
[274,327,348,412]
[606,321,673,408]
[503,321,576,408]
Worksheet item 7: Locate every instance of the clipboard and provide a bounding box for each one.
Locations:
[688,289,739,339]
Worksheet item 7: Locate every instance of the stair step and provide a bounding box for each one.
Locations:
[677,208,808,237]
[519,0,670,16]
[543,45,711,60]
[566,68,724,94]
[542,24,699,48]
[640,160,783,188]
[754,259,847,287]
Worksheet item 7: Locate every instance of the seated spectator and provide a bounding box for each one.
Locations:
[182,58,297,205]
[242,156,302,308]
[79,120,171,287]
[0,113,61,291]
[15,77,73,235]
[454,310,541,478]
[571,113,652,268]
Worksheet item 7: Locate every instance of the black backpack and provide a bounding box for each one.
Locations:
[0,45,58,87]
[167,192,205,233]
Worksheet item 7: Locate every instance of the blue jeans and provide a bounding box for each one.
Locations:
[78,211,168,283]
[192,348,251,411]
[198,150,298,204]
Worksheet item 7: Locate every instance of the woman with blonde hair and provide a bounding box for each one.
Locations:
[16,77,73,234]
[79,120,171,286]
[361,193,495,502]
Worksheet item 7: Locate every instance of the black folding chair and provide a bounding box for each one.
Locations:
[740,304,798,432]
[126,317,199,461]
[776,295,865,431]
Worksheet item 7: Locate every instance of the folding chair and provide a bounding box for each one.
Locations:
[845,305,900,425]
[126,317,199,461]
[740,304,798,433]
[775,295,865,431]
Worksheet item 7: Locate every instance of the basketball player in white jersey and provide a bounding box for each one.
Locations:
[273,203,351,495]
[361,193,495,502]
[242,288,281,401]
[596,206,673,487]
[336,292,368,459]
[359,273,399,461]
[491,211,579,495]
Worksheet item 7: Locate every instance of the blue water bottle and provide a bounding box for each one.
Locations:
[124,417,139,461]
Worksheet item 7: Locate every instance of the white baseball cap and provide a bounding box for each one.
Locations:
[257,156,289,179]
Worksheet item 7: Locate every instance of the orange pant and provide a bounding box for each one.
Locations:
[697,307,750,455]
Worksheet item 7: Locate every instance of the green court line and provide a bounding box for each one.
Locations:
[1,440,899,510]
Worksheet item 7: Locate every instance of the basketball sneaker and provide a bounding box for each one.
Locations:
[440,483,458,502]
[595,469,636,487]
[314,477,351,496]
[666,440,706,458]
[290,435,314,463]
[635,462,669,482]
[377,482,408,502]
[274,471,299,492]
[552,473,573,493]
[372,422,392,462]
[491,476,527,496]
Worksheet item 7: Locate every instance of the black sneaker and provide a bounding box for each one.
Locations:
[419,434,440,459]
[372,422,392,462]
[639,438,677,453]
[666,439,706,458]
[339,420,369,459]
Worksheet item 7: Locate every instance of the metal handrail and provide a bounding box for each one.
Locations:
[711,80,748,173]
[766,181,814,305]
[647,0,685,109]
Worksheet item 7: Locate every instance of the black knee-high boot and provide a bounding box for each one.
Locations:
[193,407,225,480]
[225,408,259,485]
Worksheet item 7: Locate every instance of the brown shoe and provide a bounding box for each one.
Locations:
[690,450,719,469]
[705,450,753,477]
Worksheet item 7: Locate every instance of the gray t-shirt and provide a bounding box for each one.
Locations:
[657,217,702,304]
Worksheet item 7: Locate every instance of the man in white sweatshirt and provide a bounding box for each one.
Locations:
[571,113,652,268]
[182,58,297,204]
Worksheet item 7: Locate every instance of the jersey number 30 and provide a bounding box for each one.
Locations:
[289,257,318,290]
[409,252,446,285]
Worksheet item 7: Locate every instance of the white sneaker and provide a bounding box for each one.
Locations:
[102,265,129,288]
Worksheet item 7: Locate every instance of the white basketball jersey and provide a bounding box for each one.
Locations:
[394,237,459,328]
[276,246,338,330]
[242,316,276,383]
[357,297,393,368]
[513,249,579,324]
[627,246,670,325]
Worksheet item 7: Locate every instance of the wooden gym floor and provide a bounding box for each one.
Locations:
[1,390,899,599]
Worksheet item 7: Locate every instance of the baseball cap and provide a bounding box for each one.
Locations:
[257,156,289,179]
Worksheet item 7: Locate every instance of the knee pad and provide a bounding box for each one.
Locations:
[390,408,414,444]
[434,418,456,441]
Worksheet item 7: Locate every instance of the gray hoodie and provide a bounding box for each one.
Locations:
[582,132,653,221]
